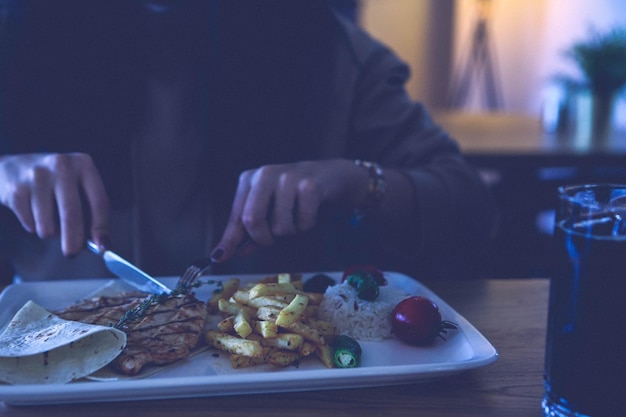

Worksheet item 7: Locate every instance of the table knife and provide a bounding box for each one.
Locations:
[86,240,172,295]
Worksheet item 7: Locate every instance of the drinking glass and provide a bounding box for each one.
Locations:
[543,184,626,416]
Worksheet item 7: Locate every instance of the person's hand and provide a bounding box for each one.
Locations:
[0,153,111,256]
[211,159,368,262]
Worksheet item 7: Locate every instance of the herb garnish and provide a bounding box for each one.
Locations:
[114,279,223,329]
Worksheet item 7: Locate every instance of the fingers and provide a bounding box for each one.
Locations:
[77,156,111,250]
[269,172,298,236]
[211,222,255,263]
[242,168,275,246]
[60,153,111,255]
[211,170,261,262]
[30,164,58,239]
[213,162,327,264]
[293,179,321,231]
[53,155,86,255]
[9,184,36,234]
[0,153,110,256]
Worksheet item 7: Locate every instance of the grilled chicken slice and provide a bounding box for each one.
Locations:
[55,292,209,376]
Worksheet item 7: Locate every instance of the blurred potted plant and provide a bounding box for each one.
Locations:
[565,27,626,141]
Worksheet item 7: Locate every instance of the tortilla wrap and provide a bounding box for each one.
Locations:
[0,300,126,385]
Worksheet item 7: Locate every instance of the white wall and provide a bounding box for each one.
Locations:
[541,0,626,83]
[360,0,626,118]
[454,0,626,116]
[359,0,454,109]
[451,0,548,113]
[359,0,430,102]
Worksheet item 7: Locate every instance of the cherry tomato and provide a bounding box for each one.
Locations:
[391,296,457,345]
[341,265,387,286]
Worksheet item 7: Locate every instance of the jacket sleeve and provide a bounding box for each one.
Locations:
[342,25,498,279]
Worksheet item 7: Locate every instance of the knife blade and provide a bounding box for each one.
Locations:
[86,240,172,295]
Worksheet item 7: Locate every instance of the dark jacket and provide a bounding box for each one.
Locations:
[0,0,497,281]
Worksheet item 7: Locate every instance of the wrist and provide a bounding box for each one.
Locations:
[351,159,386,225]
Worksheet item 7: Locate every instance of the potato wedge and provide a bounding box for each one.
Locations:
[246,295,291,309]
[315,343,335,368]
[277,273,292,284]
[207,278,240,313]
[255,320,278,338]
[266,349,301,367]
[300,292,323,305]
[231,290,250,305]
[248,282,298,299]
[218,299,255,317]
[299,341,316,357]
[205,330,263,357]
[230,353,267,368]
[304,305,319,318]
[256,305,281,322]
[233,309,253,339]
[217,315,235,332]
[309,319,336,338]
[258,273,302,285]
[206,273,339,370]
[250,333,303,351]
[284,321,325,345]
[276,294,309,327]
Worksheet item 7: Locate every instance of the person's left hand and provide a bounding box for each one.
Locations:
[210,159,367,262]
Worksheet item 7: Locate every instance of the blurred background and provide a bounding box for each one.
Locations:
[2,1,624,282]
[358,0,626,117]
[350,0,626,278]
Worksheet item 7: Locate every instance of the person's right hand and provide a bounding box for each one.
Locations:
[0,153,111,256]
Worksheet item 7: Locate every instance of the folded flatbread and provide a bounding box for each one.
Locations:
[0,300,126,385]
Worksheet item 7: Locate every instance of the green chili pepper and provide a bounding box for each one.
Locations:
[333,335,362,368]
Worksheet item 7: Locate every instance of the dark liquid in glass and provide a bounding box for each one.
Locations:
[545,217,626,416]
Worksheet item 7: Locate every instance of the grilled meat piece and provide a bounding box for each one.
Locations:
[55,292,147,326]
[55,292,209,376]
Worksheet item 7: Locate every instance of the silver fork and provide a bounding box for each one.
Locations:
[176,238,253,290]
[176,258,213,290]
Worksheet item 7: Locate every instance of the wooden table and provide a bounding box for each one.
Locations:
[0,278,550,417]
[433,111,626,278]
[433,111,626,161]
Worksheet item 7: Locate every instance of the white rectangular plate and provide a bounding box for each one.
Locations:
[0,272,497,405]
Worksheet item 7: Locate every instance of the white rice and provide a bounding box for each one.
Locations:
[319,282,410,341]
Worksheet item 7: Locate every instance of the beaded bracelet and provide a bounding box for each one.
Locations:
[351,160,387,225]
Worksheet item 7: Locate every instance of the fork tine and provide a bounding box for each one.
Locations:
[178,238,251,289]
[178,266,200,287]
[176,258,213,289]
